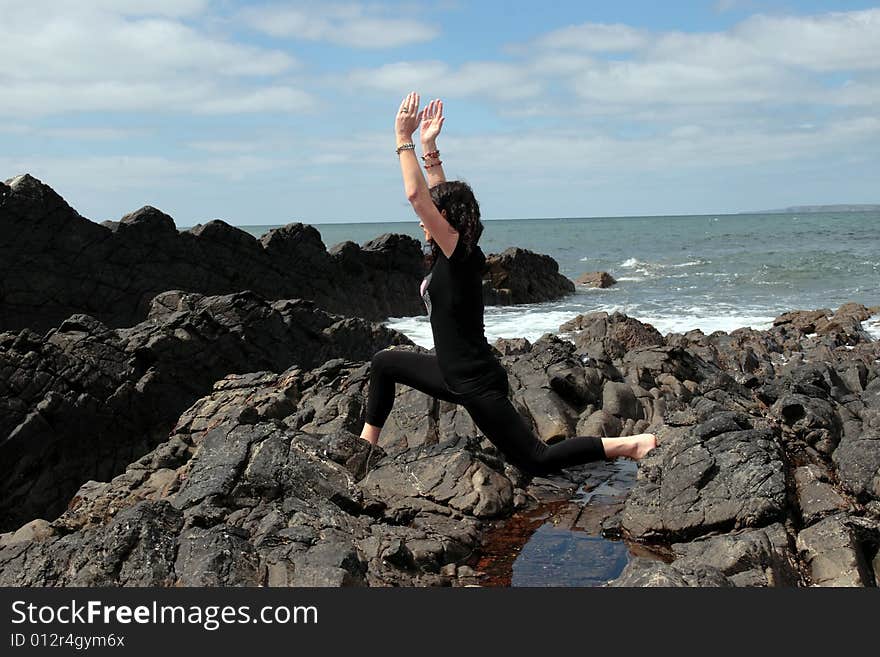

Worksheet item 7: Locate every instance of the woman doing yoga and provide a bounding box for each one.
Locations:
[359,92,657,475]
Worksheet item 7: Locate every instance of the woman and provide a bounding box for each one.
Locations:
[359,92,656,475]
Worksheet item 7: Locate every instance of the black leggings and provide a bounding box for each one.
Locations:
[364,348,606,475]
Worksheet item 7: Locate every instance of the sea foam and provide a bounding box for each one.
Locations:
[865,313,880,342]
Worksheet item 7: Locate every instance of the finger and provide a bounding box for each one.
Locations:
[414,93,420,113]
[438,99,443,118]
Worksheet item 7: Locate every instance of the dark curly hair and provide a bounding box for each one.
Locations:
[424,180,483,269]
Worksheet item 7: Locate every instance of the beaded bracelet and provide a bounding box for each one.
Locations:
[421,150,440,161]
[396,143,415,155]
[424,160,443,169]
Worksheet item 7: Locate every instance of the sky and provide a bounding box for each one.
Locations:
[1,0,879,226]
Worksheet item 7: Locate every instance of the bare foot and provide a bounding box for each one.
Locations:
[630,433,658,460]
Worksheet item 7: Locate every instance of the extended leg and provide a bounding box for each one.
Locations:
[464,389,654,475]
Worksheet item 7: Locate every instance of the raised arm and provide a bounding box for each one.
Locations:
[420,98,446,188]
[395,92,458,258]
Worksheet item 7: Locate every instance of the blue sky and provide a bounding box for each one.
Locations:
[2,0,879,225]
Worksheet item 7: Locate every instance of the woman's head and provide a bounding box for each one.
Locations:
[424,181,483,262]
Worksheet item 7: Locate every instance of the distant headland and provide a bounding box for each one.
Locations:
[746,204,880,214]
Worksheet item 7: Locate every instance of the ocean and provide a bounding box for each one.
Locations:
[229,212,880,348]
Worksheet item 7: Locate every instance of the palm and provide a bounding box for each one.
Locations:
[420,99,444,142]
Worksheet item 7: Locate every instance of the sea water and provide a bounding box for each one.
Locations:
[233,211,880,346]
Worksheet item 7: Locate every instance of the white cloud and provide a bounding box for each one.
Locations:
[0,0,210,17]
[344,9,880,116]
[534,22,649,52]
[732,10,880,71]
[348,60,542,101]
[0,3,311,116]
[517,9,880,112]
[196,87,316,114]
[242,3,439,48]
[443,116,880,180]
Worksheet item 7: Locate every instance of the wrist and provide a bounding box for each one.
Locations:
[396,133,412,144]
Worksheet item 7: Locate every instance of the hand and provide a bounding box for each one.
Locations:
[420,98,444,144]
[395,91,421,141]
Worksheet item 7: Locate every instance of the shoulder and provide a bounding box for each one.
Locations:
[448,236,484,268]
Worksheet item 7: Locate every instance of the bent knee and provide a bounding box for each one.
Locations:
[370,347,396,371]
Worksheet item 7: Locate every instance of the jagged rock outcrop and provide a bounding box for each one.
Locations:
[0,289,411,532]
[0,174,423,330]
[2,295,879,587]
[0,363,514,586]
[560,311,665,360]
[605,303,880,587]
[482,247,575,305]
[0,174,577,332]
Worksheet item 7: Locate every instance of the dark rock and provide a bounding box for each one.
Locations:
[0,289,410,531]
[670,523,800,587]
[493,337,531,356]
[0,175,431,329]
[832,429,880,502]
[576,409,622,438]
[482,247,574,305]
[607,558,733,587]
[360,442,513,520]
[602,381,642,420]
[1,175,581,331]
[771,393,842,455]
[560,312,665,361]
[621,415,786,541]
[773,304,874,346]
[796,514,874,586]
[575,271,617,288]
[794,465,851,526]
[0,364,503,586]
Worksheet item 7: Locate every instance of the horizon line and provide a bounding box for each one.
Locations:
[176,206,880,229]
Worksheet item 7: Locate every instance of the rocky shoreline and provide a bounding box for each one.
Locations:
[1,174,878,587]
[2,302,878,586]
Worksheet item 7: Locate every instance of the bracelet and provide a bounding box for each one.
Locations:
[424,160,443,169]
[421,150,440,161]
[396,143,415,155]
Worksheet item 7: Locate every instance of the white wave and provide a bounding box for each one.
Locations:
[865,313,880,341]
[387,302,778,350]
[615,276,644,282]
[670,259,709,268]
[384,316,435,349]
[645,314,775,336]
[620,257,644,268]
[386,305,595,349]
